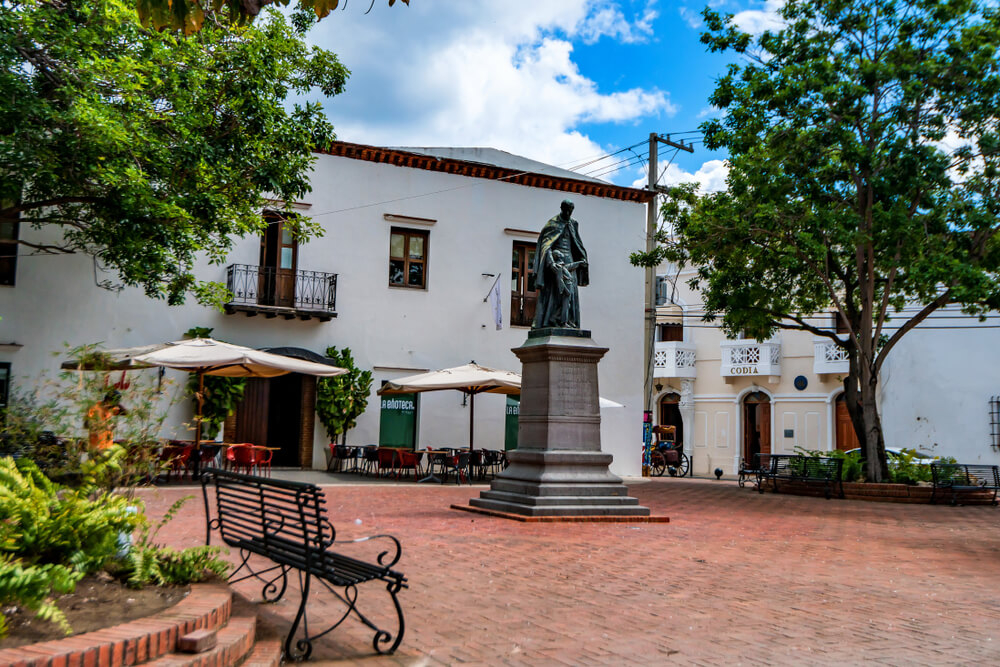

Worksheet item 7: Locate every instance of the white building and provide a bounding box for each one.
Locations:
[0,142,652,475]
[653,264,1000,474]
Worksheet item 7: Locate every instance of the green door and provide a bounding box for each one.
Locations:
[504,396,520,451]
[379,392,417,448]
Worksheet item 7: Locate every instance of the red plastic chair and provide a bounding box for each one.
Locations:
[252,447,273,477]
[228,444,257,475]
[160,442,194,481]
[376,447,400,480]
[397,450,424,480]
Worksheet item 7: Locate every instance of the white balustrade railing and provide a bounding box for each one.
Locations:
[719,339,781,377]
[653,341,697,378]
[813,339,849,375]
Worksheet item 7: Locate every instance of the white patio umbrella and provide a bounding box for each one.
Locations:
[377,362,520,453]
[132,338,347,477]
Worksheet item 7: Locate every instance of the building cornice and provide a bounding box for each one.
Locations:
[319,142,655,204]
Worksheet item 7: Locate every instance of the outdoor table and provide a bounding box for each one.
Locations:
[418,450,451,484]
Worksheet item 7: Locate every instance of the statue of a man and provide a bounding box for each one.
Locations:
[532,199,589,329]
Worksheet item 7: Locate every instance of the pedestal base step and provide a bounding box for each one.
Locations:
[477,490,641,507]
[469,496,652,517]
[453,504,669,523]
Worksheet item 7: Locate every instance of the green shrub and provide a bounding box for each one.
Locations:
[0,457,142,573]
[793,447,864,482]
[0,555,82,638]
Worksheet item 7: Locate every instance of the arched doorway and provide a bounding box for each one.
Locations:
[658,392,683,448]
[835,393,860,452]
[743,391,771,464]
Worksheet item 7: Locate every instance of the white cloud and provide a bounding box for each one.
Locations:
[678,6,702,30]
[732,0,785,35]
[304,1,673,168]
[578,2,659,44]
[633,159,729,193]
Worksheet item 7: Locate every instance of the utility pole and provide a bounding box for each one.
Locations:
[643,133,695,459]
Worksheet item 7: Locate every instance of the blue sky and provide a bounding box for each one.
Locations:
[303,0,784,190]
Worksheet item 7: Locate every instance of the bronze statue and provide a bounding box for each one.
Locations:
[532,200,589,329]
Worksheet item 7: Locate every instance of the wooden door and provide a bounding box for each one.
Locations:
[510,242,537,327]
[743,392,771,463]
[234,378,269,446]
[260,216,297,307]
[267,374,302,466]
[835,395,860,451]
[658,394,683,448]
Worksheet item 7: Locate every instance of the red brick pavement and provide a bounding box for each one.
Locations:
[135,478,1000,665]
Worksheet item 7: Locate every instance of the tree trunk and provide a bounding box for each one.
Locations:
[844,344,889,481]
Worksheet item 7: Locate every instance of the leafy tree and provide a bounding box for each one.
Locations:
[1,0,347,305]
[315,346,372,445]
[136,0,408,35]
[635,0,1000,481]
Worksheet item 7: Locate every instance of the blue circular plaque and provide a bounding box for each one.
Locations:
[794,375,808,391]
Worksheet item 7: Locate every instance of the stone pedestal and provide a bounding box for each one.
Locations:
[470,329,650,517]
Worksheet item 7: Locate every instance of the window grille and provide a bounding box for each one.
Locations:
[991,396,1000,450]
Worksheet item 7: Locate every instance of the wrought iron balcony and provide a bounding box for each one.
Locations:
[224,264,337,322]
[813,338,849,375]
[720,339,781,378]
[653,341,697,378]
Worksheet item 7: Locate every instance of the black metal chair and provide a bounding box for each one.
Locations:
[440,451,471,484]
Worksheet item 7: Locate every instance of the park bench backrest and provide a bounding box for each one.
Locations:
[771,455,842,480]
[931,463,1000,488]
[202,468,334,560]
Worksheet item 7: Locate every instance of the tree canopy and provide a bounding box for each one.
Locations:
[315,346,373,445]
[635,0,1000,480]
[136,0,408,35]
[1,0,348,304]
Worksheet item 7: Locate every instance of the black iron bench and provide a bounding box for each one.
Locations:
[759,454,844,499]
[930,463,1000,506]
[200,468,407,660]
[738,453,772,489]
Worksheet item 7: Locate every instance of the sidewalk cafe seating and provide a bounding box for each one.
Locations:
[440,451,471,484]
[397,450,424,480]
[251,446,273,477]
[160,441,194,480]
[360,445,379,476]
[376,447,401,479]
[326,444,356,472]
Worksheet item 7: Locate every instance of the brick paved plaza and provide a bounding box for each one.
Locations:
[138,477,1000,665]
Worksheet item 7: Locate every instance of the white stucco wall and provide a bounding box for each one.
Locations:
[0,150,648,475]
[880,310,1000,464]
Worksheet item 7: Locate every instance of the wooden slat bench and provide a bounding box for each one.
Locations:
[930,463,1000,506]
[201,468,407,660]
[759,454,844,499]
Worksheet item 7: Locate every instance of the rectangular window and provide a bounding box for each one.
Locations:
[0,362,10,413]
[655,275,670,306]
[658,323,684,342]
[389,228,428,289]
[510,241,537,327]
[0,209,18,286]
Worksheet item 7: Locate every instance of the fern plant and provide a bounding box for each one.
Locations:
[118,496,229,588]
[0,555,82,639]
[0,457,142,572]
